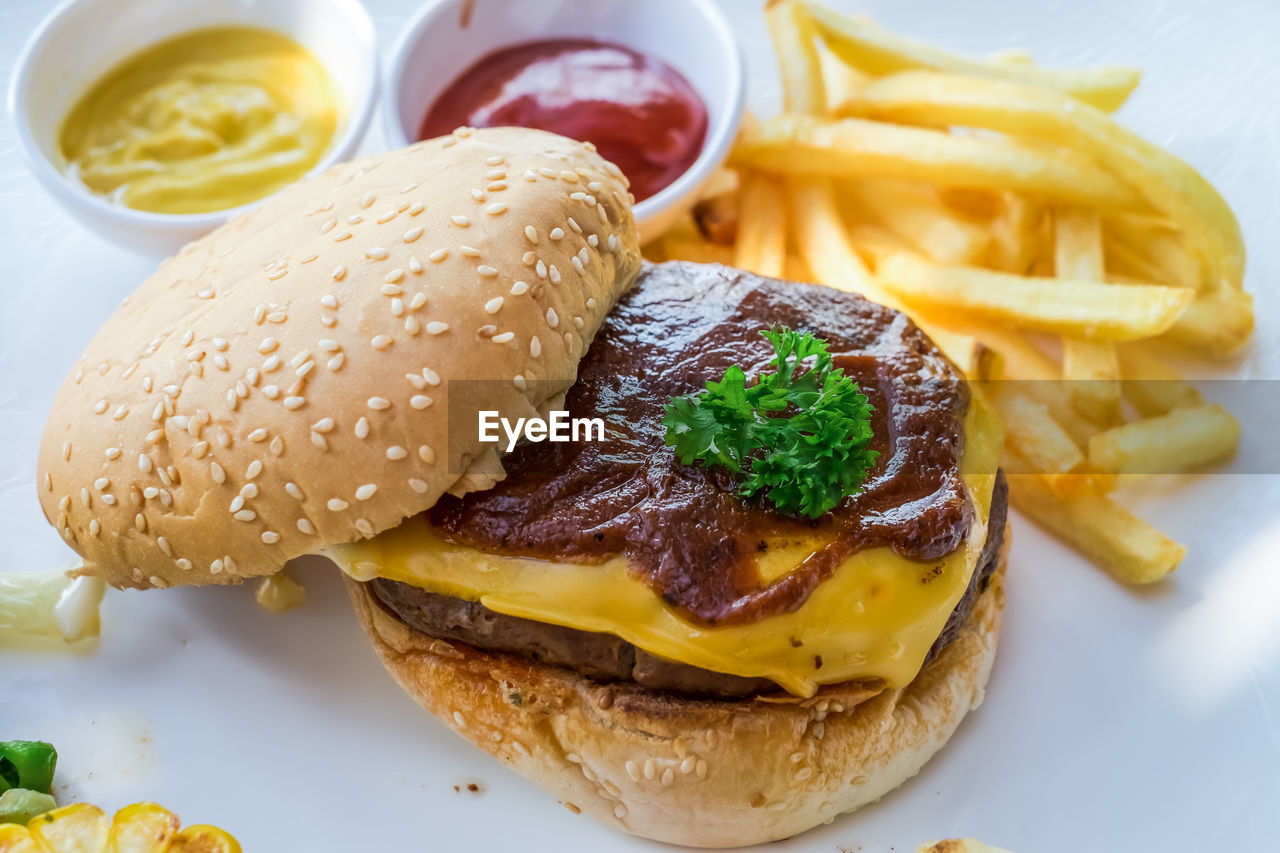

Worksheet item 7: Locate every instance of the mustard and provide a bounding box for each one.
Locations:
[58,27,341,215]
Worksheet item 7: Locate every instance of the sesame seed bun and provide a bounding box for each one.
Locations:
[346,537,1008,848]
[37,127,641,590]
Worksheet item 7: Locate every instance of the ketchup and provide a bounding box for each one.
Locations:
[419,39,707,202]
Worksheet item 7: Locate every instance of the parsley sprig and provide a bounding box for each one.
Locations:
[661,328,878,519]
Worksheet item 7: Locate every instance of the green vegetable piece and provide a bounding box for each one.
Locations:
[0,788,57,825]
[662,327,879,518]
[0,741,57,795]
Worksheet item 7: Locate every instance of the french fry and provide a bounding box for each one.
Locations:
[786,183,983,371]
[1160,288,1255,357]
[731,114,1144,210]
[692,191,739,246]
[660,235,735,267]
[818,43,871,115]
[842,70,1246,292]
[734,173,788,276]
[1116,343,1204,416]
[1105,213,1199,289]
[766,0,826,115]
[1088,404,1240,475]
[1002,451,1185,584]
[985,192,1041,274]
[989,387,1084,476]
[842,179,990,264]
[845,221,914,269]
[1054,208,1122,424]
[878,253,1194,342]
[805,2,1140,111]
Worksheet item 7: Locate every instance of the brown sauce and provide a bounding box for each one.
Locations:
[428,262,973,626]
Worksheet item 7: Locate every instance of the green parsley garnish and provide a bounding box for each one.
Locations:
[661,327,878,519]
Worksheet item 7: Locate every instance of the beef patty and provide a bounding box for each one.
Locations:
[370,471,1006,700]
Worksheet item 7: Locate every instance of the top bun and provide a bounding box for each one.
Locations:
[37,127,641,590]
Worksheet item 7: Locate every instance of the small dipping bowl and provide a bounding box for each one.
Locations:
[384,0,745,241]
[7,0,379,256]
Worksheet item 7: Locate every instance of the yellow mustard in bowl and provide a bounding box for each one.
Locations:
[58,26,341,215]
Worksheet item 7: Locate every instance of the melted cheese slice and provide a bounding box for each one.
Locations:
[329,399,1002,697]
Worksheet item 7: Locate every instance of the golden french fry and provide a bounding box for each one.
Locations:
[846,221,914,269]
[784,253,815,283]
[842,179,990,264]
[805,3,1140,111]
[1002,451,1185,584]
[734,173,788,276]
[731,114,1144,210]
[766,0,826,115]
[989,387,1084,476]
[842,70,1246,293]
[818,42,871,115]
[985,192,1041,274]
[1088,404,1240,475]
[660,235,735,267]
[1116,343,1204,416]
[692,190,739,246]
[1054,208,1121,424]
[787,177,884,299]
[878,253,1194,342]
[916,840,1016,853]
[1105,213,1199,289]
[1160,288,1255,357]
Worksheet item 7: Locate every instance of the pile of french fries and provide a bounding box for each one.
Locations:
[648,0,1252,585]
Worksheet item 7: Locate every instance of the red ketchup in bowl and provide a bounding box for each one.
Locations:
[418,39,708,202]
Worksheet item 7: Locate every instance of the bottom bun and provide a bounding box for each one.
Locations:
[346,533,1008,848]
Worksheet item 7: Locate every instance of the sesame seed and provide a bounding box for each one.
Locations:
[355,417,370,438]
[263,355,281,372]
[530,336,542,357]
[536,260,547,279]
[486,203,508,216]
[661,768,674,786]
[385,268,404,284]
[410,395,433,409]
[361,192,375,209]
[241,483,259,499]
[513,374,528,390]
[334,232,352,242]
[328,498,349,511]
[571,256,585,274]
[312,417,335,432]
[248,428,268,442]
[523,170,537,181]
[144,486,159,499]
[549,265,562,284]
[176,558,193,570]
[93,399,108,414]
[321,218,337,233]
[211,462,226,483]
[246,460,263,479]
[522,251,536,265]
[586,297,597,309]
[524,226,539,244]
[401,182,419,193]
[311,432,328,450]
[588,234,599,247]
[409,202,425,215]
[546,308,559,328]
[262,531,281,544]
[371,335,393,350]
[410,292,427,309]
[392,297,406,316]
[422,368,441,385]
[485,297,504,314]
[426,322,449,335]
[539,167,556,178]
[285,482,304,500]
[573,316,584,329]
[387,445,408,460]
[321,294,339,309]
[366,247,388,260]
[486,155,504,165]
[487,181,507,192]
[355,484,378,501]
[328,353,346,371]
[451,215,470,227]
[157,536,171,555]
[492,332,514,344]
[101,494,117,506]
[405,316,421,335]
[428,248,448,263]
[460,245,481,257]
[355,518,375,537]
[234,510,256,522]
[377,210,397,224]
[471,188,486,202]
[408,478,428,493]
[476,265,499,278]
[266,311,287,324]
[510,281,529,296]
[145,429,163,444]
[568,217,582,233]
[368,397,390,410]
[297,518,316,535]
[348,215,364,226]
[608,233,620,251]
[419,444,435,463]
[408,256,423,274]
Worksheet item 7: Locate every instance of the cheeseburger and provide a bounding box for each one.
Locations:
[37,127,1007,847]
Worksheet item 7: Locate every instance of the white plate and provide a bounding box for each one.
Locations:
[2,1,1278,850]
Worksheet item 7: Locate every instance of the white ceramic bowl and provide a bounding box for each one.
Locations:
[7,0,379,256]
[383,0,745,242]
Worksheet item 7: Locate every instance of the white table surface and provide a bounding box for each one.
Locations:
[3,1,1279,850]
